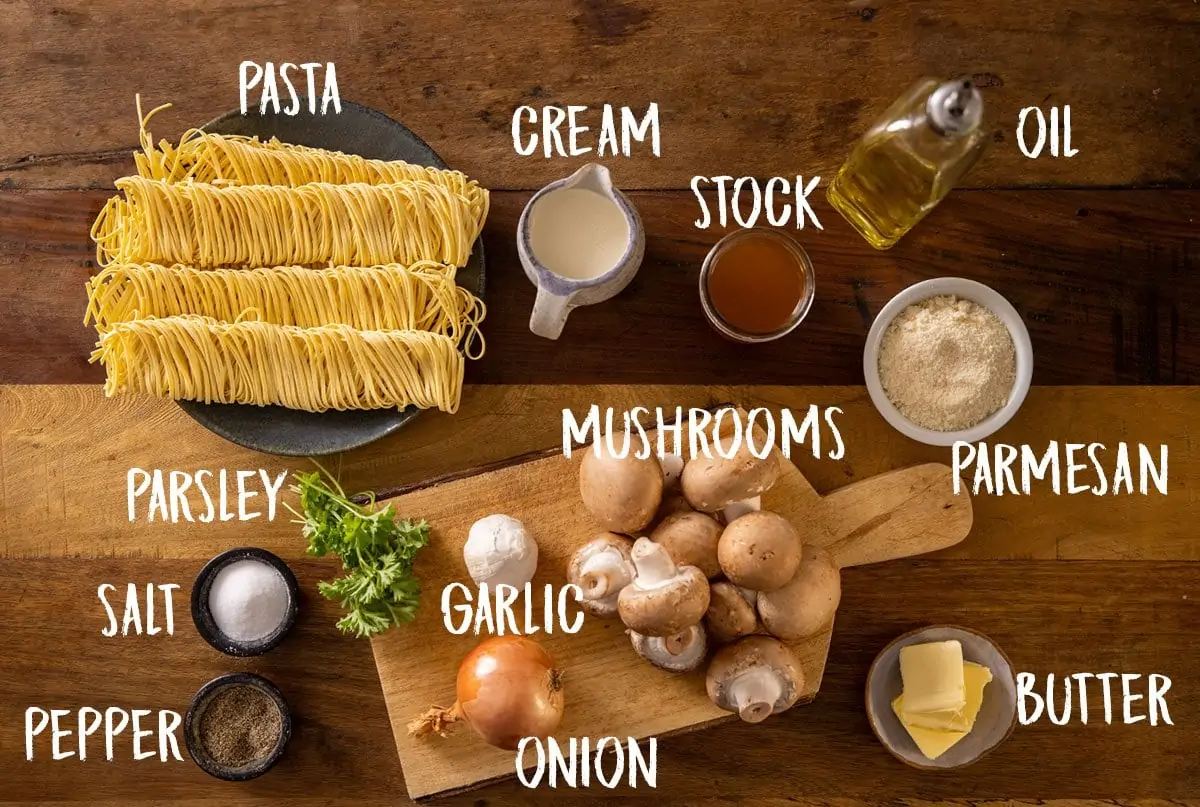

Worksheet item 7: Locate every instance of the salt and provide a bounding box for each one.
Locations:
[208,560,289,642]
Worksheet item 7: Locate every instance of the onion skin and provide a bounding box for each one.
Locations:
[456,636,564,750]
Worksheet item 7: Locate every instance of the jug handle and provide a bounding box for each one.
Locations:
[529,287,573,340]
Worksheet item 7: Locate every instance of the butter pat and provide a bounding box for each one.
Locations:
[899,640,966,714]
[892,695,967,760]
[904,661,993,732]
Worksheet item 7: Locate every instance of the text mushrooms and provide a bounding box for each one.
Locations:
[681,432,779,513]
[617,537,710,637]
[717,510,802,592]
[630,624,708,673]
[757,546,841,640]
[705,582,758,643]
[579,434,664,533]
[566,533,636,618]
[463,514,539,590]
[706,636,805,723]
[650,510,723,579]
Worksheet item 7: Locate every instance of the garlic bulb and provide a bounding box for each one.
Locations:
[463,515,539,590]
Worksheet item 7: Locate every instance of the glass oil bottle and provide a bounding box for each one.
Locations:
[827,78,988,250]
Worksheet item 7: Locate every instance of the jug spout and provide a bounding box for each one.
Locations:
[564,162,616,198]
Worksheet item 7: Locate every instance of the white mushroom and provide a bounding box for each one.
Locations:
[463,514,538,590]
[721,496,761,524]
[650,510,723,579]
[757,546,841,640]
[706,636,805,723]
[705,582,759,643]
[579,433,664,533]
[717,510,803,592]
[660,452,685,489]
[566,533,636,618]
[617,537,710,637]
[630,624,708,673]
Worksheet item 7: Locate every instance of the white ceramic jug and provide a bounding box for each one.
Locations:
[517,163,645,340]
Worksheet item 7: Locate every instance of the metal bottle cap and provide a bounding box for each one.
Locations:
[927,78,983,136]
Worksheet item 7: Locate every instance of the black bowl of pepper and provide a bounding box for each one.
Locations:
[185,672,292,781]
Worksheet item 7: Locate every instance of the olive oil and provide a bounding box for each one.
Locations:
[828,78,988,250]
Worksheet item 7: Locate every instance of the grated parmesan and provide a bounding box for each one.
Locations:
[878,295,1015,432]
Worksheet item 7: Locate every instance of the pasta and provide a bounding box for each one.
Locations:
[92,316,464,413]
[84,261,486,358]
[133,98,488,225]
[91,176,480,269]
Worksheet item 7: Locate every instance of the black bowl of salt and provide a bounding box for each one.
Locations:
[185,672,292,781]
[192,547,299,656]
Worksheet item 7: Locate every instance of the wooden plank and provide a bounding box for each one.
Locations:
[1,2,1198,190]
[0,385,1194,562]
[1,558,1195,803]
[370,442,967,799]
[2,188,1198,386]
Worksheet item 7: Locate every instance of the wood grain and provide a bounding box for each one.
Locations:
[369,439,967,798]
[1,1,1198,190]
[2,188,1198,386]
[1,558,1196,803]
[1,384,1194,562]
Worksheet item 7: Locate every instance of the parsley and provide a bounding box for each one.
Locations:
[288,464,429,638]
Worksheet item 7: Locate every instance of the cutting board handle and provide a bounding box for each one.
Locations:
[817,463,973,568]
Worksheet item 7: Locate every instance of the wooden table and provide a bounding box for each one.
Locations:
[1,1,1198,804]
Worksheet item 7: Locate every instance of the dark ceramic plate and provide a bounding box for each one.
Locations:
[176,100,485,457]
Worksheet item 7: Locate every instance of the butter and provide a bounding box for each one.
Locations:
[899,640,966,714]
[892,695,967,759]
[904,661,993,732]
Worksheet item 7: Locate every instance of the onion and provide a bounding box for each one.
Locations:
[408,635,564,750]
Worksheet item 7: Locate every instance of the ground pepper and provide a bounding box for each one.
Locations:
[198,684,282,767]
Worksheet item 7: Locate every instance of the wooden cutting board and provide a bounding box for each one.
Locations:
[370,444,973,801]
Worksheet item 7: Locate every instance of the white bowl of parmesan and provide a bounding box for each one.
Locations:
[864,278,1033,447]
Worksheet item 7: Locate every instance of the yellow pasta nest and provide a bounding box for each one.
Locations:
[84,261,486,359]
[91,176,480,269]
[92,316,465,414]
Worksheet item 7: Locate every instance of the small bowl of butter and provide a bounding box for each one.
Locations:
[866,625,1017,770]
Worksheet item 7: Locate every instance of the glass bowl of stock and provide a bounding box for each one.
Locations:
[699,228,816,343]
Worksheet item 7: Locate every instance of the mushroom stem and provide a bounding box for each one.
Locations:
[630,537,677,589]
[728,666,784,724]
[577,546,630,598]
[663,629,692,656]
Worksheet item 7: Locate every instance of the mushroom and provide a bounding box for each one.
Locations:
[721,495,761,524]
[630,624,708,673]
[757,546,841,640]
[681,431,779,513]
[617,537,710,637]
[566,533,636,618]
[717,510,802,592]
[649,510,723,579]
[579,433,664,533]
[705,582,759,643]
[706,636,805,723]
[463,514,539,589]
[655,491,693,523]
[660,452,685,489]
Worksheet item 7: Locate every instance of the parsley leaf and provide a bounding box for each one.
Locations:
[288,464,429,638]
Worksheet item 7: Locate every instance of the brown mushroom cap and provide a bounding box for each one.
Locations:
[757,546,842,640]
[630,624,709,673]
[717,510,802,592]
[705,636,805,723]
[681,427,780,513]
[566,533,636,618]
[617,538,711,637]
[705,581,759,643]
[650,510,724,579]
[579,434,664,533]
